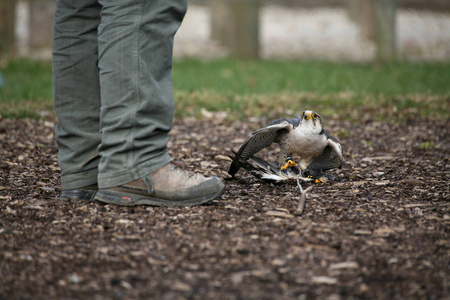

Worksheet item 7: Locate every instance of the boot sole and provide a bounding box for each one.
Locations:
[59,190,97,202]
[94,185,225,207]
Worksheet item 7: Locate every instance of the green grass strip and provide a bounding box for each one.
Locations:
[1,58,449,120]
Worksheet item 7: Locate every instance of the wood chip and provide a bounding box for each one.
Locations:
[27,204,44,210]
[112,234,141,241]
[275,207,290,213]
[265,211,294,218]
[115,219,134,224]
[39,186,55,192]
[120,281,133,290]
[362,155,394,162]
[6,206,17,215]
[215,155,232,162]
[375,227,395,236]
[373,180,390,186]
[402,179,425,185]
[311,276,338,285]
[354,230,372,235]
[173,281,192,292]
[333,181,366,188]
[200,161,219,168]
[330,261,359,270]
[230,138,245,144]
[404,204,429,208]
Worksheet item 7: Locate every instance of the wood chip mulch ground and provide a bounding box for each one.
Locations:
[0,115,448,299]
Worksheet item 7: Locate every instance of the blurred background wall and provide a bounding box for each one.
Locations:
[1,0,449,62]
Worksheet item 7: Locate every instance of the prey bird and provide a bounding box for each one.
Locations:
[228,110,344,181]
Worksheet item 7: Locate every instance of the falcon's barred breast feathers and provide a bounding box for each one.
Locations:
[228,110,344,182]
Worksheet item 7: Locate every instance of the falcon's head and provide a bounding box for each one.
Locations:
[300,110,323,133]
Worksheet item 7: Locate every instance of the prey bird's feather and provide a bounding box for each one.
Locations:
[229,152,301,183]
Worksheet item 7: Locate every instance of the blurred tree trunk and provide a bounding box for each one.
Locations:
[375,0,397,62]
[16,0,55,55]
[346,0,397,62]
[0,0,17,56]
[210,0,260,59]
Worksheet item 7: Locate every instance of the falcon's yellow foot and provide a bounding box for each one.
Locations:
[281,159,297,170]
[305,175,326,184]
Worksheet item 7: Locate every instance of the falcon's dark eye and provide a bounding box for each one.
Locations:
[312,113,318,119]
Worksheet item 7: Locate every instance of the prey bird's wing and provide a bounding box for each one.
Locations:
[228,120,295,176]
[303,129,344,177]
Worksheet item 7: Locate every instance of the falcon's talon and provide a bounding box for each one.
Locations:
[298,176,314,182]
[281,159,297,170]
[304,175,323,183]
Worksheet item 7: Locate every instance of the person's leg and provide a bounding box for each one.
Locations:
[96,0,185,188]
[94,0,224,206]
[53,0,102,199]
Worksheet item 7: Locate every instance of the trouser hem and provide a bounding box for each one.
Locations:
[61,168,99,190]
[98,151,172,189]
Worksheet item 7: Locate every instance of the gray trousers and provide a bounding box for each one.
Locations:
[53,0,187,190]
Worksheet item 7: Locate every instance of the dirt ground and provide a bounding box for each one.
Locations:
[0,113,448,300]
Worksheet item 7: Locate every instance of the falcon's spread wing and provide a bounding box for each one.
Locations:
[302,129,344,178]
[228,119,298,176]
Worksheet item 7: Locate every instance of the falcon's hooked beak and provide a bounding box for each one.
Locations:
[302,111,320,127]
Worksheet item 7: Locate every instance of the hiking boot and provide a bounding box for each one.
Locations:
[94,164,225,206]
[59,184,98,202]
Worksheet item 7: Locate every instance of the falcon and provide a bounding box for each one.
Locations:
[228,110,344,181]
